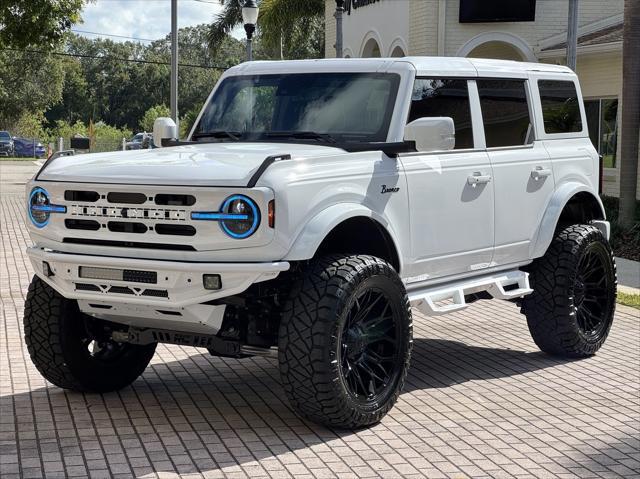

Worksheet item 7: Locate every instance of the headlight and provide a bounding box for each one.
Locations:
[28,187,66,228]
[219,195,260,239]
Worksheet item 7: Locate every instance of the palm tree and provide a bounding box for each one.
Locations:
[208,0,324,59]
[619,0,640,227]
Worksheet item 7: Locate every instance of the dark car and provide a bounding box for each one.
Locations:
[125,132,152,150]
[13,137,46,158]
[0,131,14,156]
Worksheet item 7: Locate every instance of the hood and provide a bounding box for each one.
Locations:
[37,142,344,187]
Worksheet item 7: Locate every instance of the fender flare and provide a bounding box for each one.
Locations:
[530,182,605,259]
[284,203,404,271]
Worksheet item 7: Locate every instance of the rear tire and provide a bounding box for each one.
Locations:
[278,255,412,429]
[522,224,616,358]
[24,276,156,392]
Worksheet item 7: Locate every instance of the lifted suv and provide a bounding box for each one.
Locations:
[24,58,616,428]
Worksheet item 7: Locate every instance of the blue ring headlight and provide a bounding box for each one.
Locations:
[28,187,65,228]
[219,195,260,239]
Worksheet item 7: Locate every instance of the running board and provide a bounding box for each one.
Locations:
[408,270,533,316]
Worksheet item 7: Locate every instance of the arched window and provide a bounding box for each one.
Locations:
[362,38,381,58]
[390,46,405,57]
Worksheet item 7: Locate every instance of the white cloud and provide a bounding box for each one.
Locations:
[76,0,226,42]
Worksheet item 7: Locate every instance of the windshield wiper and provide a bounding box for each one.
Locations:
[264,131,337,143]
[192,130,241,141]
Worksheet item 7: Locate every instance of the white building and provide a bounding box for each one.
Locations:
[324,0,637,199]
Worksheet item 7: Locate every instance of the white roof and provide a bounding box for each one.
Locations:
[228,57,575,78]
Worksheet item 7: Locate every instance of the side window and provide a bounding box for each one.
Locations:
[477,79,533,148]
[409,79,473,149]
[538,80,583,134]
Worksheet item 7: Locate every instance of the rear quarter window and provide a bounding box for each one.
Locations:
[538,80,583,134]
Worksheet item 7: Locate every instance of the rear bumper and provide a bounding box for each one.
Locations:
[27,247,289,333]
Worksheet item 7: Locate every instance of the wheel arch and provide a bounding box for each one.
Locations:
[530,183,606,259]
[284,204,403,273]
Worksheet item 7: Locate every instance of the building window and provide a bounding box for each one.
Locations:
[585,98,618,168]
[538,80,582,134]
[408,79,473,149]
[477,79,532,148]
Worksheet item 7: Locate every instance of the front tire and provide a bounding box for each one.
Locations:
[24,276,156,392]
[522,224,617,358]
[278,255,412,429]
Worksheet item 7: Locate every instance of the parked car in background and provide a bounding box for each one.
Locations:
[13,137,46,158]
[125,132,152,150]
[0,131,14,156]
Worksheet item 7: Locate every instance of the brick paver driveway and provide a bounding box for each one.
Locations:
[1,163,639,478]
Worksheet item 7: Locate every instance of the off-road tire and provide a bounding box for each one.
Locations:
[522,224,616,357]
[24,275,156,392]
[278,255,412,429]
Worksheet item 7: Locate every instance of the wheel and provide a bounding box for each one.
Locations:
[522,224,617,358]
[278,255,412,428]
[23,276,157,392]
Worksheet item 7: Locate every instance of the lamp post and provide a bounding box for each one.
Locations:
[335,0,345,58]
[242,0,259,62]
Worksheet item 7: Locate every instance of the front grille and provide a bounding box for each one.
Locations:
[107,221,148,234]
[141,289,169,298]
[155,224,196,236]
[65,219,100,231]
[75,283,101,292]
[65,190,99,202]
[107,192,147,204]
[108,286,135,295]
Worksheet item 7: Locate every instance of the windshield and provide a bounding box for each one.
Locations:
[0,131,10,139]
[132,133,144,141]
[194,73,400,143]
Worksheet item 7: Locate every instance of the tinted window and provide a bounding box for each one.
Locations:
[585,98,618,168]
[477,79,532,148]
[409,79,473,149]
[196,73,400,143]
[538,80,583,134]
[0,131,10,139]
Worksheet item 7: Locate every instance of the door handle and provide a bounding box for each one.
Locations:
[531,166,552,180]
[467,172,492,186]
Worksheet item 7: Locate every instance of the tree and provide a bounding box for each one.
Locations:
[619,0,640,227]
[140,105,171,132]
[208,0,324,59]
[0,0,86,49]
[0,49,65,127]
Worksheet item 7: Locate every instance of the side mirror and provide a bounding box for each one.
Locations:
[404,117,455,152]
[153,117,178,148]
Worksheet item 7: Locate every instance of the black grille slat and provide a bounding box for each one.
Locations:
[65,191,99,202]
[108,286,135,295]
[141,289,169,298]
[107,192,147,204]
[155,224,196,236]
[65,219,101,231]
[155,194,196,206]
[75,283,101,292]
[63,238,196,251]
[107,222,148,234]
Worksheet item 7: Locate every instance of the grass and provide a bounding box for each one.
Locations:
[618,291,640,310]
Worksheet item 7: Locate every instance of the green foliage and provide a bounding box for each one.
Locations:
[208,0,324,59]
[140,105,171,132]
[0,0,86,49]
[601,195,640,261]
[0,49,65,126]
[12,111,48,140]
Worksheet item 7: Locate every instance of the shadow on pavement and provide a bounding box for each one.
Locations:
[4,336,586,477]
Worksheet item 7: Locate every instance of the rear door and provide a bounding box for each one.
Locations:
[477,78,556,265]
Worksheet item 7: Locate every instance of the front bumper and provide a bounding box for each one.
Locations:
[28,247,289,333]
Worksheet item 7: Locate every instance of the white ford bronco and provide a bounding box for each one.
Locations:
[24,58,616,428]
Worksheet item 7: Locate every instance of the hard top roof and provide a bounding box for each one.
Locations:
[227,57,574,78]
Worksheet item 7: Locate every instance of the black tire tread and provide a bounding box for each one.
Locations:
[522,224,616,357]
[278,255,412,429]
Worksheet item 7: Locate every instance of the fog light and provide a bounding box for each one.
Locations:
[203,274,222,290]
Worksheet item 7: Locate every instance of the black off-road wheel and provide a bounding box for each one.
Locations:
[522,224,617,358]
[24,276,156,392]
[278,255,412,429]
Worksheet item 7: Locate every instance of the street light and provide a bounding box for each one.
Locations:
[242,0,259,62]
[335,0,345,58]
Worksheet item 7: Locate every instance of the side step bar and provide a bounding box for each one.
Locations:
[408,270,533,316]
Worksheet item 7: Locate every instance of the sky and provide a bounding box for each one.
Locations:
[74,0,230,43]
